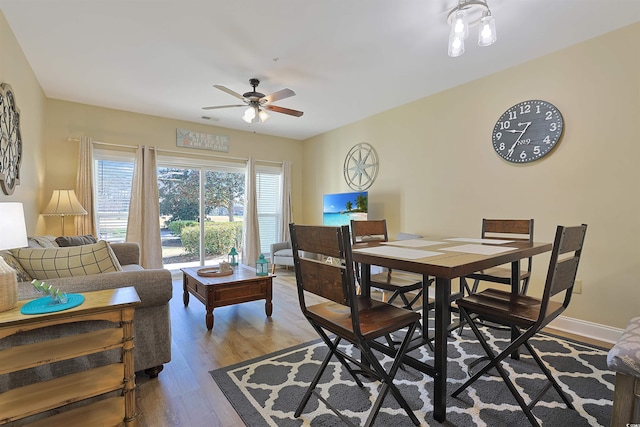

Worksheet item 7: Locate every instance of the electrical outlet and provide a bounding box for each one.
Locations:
[574,279,582,294]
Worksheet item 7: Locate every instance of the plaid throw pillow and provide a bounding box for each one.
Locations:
[10,240,122,280]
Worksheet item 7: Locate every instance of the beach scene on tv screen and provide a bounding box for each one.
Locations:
[323,191,368,226]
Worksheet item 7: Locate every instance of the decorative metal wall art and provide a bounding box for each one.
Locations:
[343,142,379,191]
[0,83,23,195]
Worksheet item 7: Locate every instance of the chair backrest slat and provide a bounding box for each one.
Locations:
[482,219,534,242]
[297,258,348,304]
[540,224,587,322]
[550,257,581,297]
[351,219,388,243]
[292,224,344,258]
[290,223,355,308]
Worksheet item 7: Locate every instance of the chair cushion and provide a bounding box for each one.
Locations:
[55,234,98,247]
[274,248,294,257]
[607,316,640,377]
[10,240,123,280]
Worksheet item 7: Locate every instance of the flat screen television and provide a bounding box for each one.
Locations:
[323,191,368,227]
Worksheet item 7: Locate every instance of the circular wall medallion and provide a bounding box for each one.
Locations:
[0,83,23,195]
[343,143,379,191]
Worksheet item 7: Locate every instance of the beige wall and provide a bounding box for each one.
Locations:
[42,100,303,235]
[301,23,640,330]
[0,11,46,235]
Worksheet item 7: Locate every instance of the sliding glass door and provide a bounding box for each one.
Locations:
[94,149,283,271]
[158,164,245,269]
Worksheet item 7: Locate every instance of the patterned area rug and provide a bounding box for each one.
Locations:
[211,325,614,426]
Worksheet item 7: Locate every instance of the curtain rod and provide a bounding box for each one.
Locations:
[67,138,283,165]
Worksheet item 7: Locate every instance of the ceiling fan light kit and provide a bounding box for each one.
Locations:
[447,0,496,57]
[242,103,269,124]
[203,78,303,124]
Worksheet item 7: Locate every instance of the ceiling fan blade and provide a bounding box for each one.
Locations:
[263,88,295,104]
[264,104,304,117]
[202,104,245,110]
[213,85,245,100]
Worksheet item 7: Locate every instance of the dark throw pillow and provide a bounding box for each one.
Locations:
[55,234,98,247]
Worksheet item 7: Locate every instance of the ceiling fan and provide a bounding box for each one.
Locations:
[203,78,304,123]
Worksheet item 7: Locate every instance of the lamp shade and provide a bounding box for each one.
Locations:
[0,202,26,312]
[0,202,28,250]
[42,189,87,216]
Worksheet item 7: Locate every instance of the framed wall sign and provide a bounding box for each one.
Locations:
[177,128,229,152]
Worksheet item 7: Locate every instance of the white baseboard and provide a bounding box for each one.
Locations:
[547,315,623,345]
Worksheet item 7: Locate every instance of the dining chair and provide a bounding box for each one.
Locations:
[289,223,421,426]
[451,224,588,427]
[460,218,535,296]
[350,220,427,309]
[351,220,435,350]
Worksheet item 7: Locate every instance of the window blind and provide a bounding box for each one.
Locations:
[256,171,281,255]
[94,159,134,241]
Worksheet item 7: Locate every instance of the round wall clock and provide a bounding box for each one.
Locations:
[343,142,379,190]
[492,100,564,163]
[0,83,22,195]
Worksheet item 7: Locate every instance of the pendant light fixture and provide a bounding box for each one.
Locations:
[447,0,496,57]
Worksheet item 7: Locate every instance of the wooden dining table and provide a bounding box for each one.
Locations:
[351,236,552,423]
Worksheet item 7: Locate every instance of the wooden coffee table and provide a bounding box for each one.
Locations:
[181,264,274,330]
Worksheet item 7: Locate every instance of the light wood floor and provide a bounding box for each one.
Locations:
[133,269,611,427]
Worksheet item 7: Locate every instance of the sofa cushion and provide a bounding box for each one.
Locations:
[0,250,32,282]
[10,240,123,280]
[55,234,98,247]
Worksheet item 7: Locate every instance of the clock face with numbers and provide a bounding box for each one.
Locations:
[492,100,564,163]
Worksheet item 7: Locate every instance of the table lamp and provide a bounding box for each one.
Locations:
[0,202,28,311]
[42,189,87,235]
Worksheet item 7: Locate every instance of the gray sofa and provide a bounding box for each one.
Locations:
[0,236,172,393]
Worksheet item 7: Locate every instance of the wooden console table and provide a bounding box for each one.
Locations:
[0,287,141,426]
[182,265,273,330]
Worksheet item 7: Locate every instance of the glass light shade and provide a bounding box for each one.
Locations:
[0,202,28,250]
[258,109,270,122]
[242,106,256,123]
[478,14,497,46]
[448,33,465,57]
[256,253,268,276]
[451,9,469,39]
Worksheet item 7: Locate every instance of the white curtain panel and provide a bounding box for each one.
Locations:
[126,146,163,269]
[280,160,292,242]
[242,157,261,267]
[74,136,96,236]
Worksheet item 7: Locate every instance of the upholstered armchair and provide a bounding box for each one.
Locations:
[270,241,294,274]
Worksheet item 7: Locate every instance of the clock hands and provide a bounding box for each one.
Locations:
[506,122,532,157]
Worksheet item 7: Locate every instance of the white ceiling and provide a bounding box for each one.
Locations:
[1,1,638,141]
